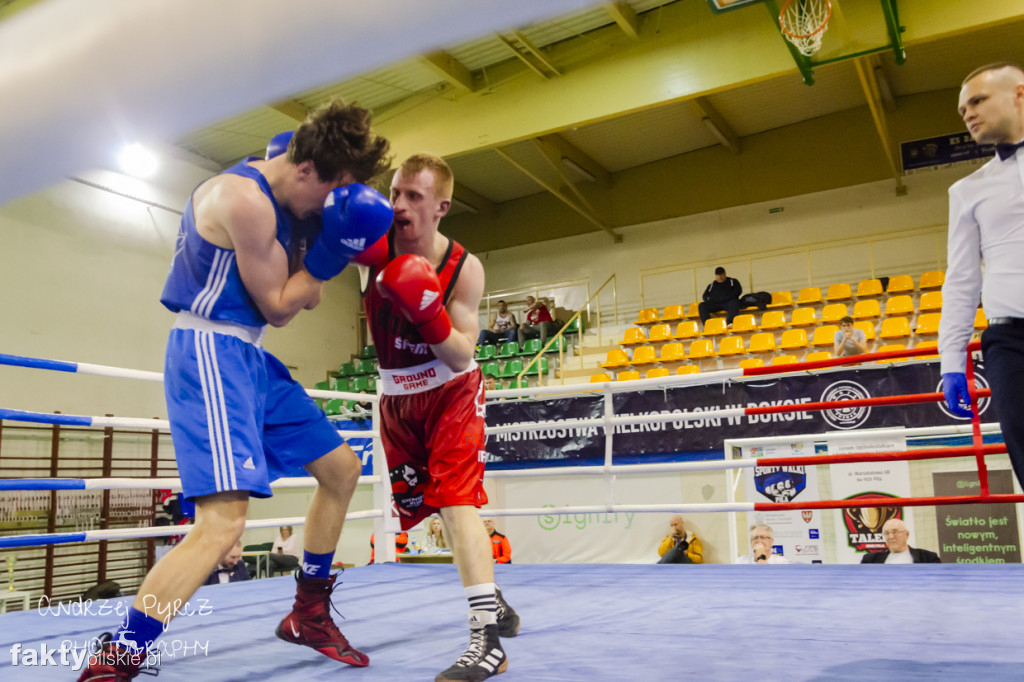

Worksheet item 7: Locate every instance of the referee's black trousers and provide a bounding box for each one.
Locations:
[981,325,1024,489]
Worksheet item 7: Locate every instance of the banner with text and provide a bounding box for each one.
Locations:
[484,362,989,466]
[933,469,1021,564]
[829,434,911,564]
[742,440,823,564]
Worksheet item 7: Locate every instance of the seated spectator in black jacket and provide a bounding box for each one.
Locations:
[204,541,250,585]
[861,519,941,564]
[698,267,743,326]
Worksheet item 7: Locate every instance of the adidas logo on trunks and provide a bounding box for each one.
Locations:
[420,290,439,311]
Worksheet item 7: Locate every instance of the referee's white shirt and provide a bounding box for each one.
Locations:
[940,146,1024,374]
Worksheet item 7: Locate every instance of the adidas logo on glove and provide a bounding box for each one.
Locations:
[420,290,439,311]
[340,238,366,251]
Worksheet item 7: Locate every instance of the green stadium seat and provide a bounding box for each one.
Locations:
[314,380,331,391]
[520,339,542,356]
[331,377,353,392]
[498,359,524,378]
[497,341,519,358]
[324,399,345,416]
[359,345,377,359]
[338,361,356,376]
[481,361,501,378]
[476,344,498,360]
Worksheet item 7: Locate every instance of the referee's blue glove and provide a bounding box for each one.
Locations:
[941,372,974,418]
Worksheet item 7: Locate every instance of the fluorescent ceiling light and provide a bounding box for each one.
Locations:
[118,143,159,178]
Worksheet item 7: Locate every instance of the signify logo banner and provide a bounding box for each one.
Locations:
[537,505,635,531]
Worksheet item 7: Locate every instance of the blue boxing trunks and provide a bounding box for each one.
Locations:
[164,313,343,500]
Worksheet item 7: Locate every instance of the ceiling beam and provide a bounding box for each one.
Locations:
[853,55,905,195]
[421,50,477,93]
[494,146,621,243]
[691,97,741,154]
[604,1,639,39]
[535,133,612,188]
[496,31,561,79]
[268,99,309,123]
[452,181,495,218]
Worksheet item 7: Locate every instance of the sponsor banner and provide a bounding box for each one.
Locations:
[336,419,374,476]
[933,469,1021,564]
[742,440,823,563]
[484,362,988,465]
[901,132,996,174]
[829,434,911,564]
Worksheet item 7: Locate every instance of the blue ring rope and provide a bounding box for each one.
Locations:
[0,478,86,491]
[0,352,78,373]
[0,408,92,426]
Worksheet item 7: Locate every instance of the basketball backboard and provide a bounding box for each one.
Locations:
[706,0,764,13]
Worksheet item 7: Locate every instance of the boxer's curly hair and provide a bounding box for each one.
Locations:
[288,99,391,184]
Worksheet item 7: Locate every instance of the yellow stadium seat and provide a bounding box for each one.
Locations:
[915,313,941,336]
[731,314,757,333]
[739,358,764,369]
[621,327,646,345]
[677,365,701,375]
[825,283,852,301]
[758,311,788,331]
[660,305,685,322]
[717,336,746,357]
[879,317,911,339]
[806,351,833,362]
[779,329,809,350]
[617,370,641,381]
[685,302,700,318]
[919,270,945,290]
[854,321,876,342]
[631,346,658,365]
[821,304,849,324]
[853,299,881,320]
[748,332,777,354]
[886,275,915,294]
[914,340,939,359]
[701,318,728,336]
[601,349,630,368]
[635,308,658,325]
[646,367,670,379]
[789,307,817,327]
[659,342,685,363]
[768,291,794,308]
[811,325,839,347]
[687,339,716,359]
[884,295,915,317]
[648,324,672,343]
[590,373,612,383]
[674,321,700,340]
[918,291,943,313]
[797,287,823,305]
[772,355,798,366]
[856,279,884,298]
[974,308,988,329]
[876,344,907,363]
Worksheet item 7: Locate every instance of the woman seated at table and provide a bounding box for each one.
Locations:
[426,517,449,553]
[268,525,301,575]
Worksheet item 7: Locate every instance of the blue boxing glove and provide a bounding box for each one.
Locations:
[303,184,393,281]
[941,372,974,418]
[265,131,294,160]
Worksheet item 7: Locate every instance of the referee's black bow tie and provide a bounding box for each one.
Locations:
[996,140,1024,160]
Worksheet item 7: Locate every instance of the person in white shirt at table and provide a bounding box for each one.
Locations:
[269,525,302,575]
[940,62,1024,491]
[735,524,789,564]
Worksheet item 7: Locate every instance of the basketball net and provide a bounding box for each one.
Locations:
[779,0,832,57]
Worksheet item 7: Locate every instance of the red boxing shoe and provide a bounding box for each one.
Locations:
[76,633,150,682]
[275,573,369,667]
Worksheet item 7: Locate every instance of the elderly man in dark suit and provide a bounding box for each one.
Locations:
[861,519,941,564]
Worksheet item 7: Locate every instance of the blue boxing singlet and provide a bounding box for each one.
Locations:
[160,158,296,326]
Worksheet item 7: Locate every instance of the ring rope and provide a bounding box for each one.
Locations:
[0,475,382,492]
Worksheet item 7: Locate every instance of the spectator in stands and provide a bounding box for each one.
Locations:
[484,518,511,564]
[268,525,301,575]
[203,541,250,585]
[518,295,554,350]
[699,266,743,327]
[484,375,497,392]
[656,514,704,564]
[477,299,518,346]
[861,518,941,564]
[834,316,869,357]
[426,516,449,552]
[369,532,409,564]
[735,524,789,564]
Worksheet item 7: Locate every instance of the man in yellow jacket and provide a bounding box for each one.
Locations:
[657,514,703,564]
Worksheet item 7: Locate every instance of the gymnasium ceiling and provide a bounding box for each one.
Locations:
[6,0,1024,253]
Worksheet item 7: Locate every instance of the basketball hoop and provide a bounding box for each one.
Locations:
[779,0,832,57]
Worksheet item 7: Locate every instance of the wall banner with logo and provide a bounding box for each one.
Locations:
[829,434,912,564]
[484,362,989,466]
[933,469,1021,564]
[742,440,823,563]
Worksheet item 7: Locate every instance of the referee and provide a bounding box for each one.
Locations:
[940,62,1024,488]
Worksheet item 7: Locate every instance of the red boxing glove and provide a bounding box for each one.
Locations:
[352,233,389,267]
[376,254,453,345]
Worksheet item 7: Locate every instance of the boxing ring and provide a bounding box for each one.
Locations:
[2,343,1024,680]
